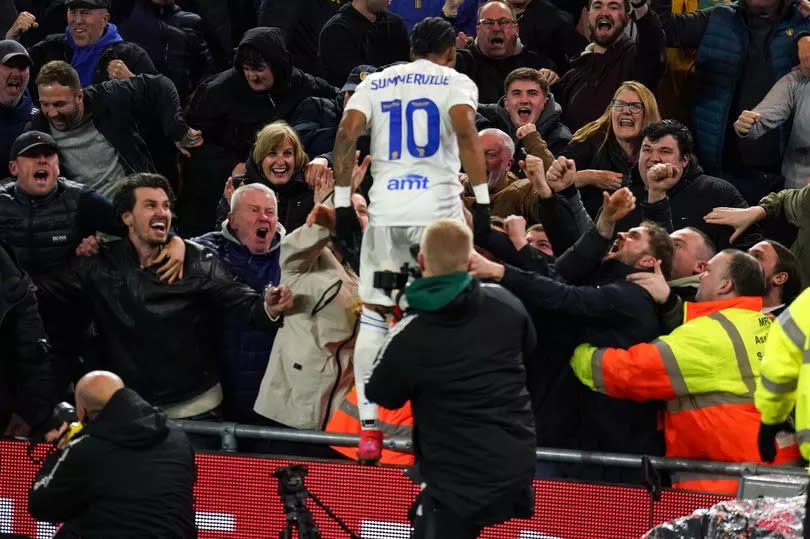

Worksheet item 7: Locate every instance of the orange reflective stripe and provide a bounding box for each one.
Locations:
[683,297,763,322]
[666,391,752,413]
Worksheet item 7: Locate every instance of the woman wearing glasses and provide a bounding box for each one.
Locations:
[561,80,660,216]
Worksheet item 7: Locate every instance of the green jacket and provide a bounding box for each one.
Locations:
[759,185,810,286]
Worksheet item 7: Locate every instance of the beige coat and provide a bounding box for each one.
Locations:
[253,222,359,430]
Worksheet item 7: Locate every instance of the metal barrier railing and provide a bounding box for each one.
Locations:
[174,420,809,478]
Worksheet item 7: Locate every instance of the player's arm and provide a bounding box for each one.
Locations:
[332,109,368,240]
[450,104,488,203]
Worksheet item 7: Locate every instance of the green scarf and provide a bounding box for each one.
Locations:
[405,272,472,312]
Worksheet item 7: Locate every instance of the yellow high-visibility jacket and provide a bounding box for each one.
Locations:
[755,288,810,460]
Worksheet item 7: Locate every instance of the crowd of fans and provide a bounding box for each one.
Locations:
[1,0,810,498]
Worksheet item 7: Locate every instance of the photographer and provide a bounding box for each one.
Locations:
[28,371,196,537]
[365,219,536,538]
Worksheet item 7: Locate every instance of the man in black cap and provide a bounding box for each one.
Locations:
[0,130,183,390]
[26,0,155,91]
[0,39,36,167]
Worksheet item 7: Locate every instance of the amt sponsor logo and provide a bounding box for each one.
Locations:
[386,174,429,191]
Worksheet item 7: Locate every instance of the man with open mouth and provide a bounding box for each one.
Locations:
[555,0,666,132]
[0,40,36,168]
[455,0,555,103]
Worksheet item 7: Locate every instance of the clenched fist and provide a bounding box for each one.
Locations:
[645,163,680,202]
[734,110,761,136]
[546,156,577,192]
[515,123,537,139]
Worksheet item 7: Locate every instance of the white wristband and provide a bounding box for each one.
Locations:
[472,183,490,205]
[334,185,351,208]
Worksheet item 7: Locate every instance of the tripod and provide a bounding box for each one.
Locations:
[274,465,361,539]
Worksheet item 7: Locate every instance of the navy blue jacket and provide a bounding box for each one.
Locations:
[652,0,810,172]
[0,92,36,164]
[193,222,283,421]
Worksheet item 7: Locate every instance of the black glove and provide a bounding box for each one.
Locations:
[471,202,491,246]
[758,421,790,463]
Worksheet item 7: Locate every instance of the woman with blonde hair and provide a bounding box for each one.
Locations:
[561,81,661,216]
[219,121,315,231]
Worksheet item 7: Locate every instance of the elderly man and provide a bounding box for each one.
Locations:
[0,40,36,163]
[193,183,283,424]
[24,0,155,88]
[29,371,196,536]
[571,249,801,494]
[477,67,572,163]
[455,1,555,103]
[556,0,666,131]
[30,61,200,198]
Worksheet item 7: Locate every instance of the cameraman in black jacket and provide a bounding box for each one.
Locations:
[29,371,196,537]
[366,218,536,539]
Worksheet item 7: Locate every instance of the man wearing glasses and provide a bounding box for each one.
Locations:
[555,0,666,131]
[455,1,555,103]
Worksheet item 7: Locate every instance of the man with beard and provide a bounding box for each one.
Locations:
[0,40,36,166]
[747,240,801,316]
[469,187,675,477]
[476,66,572,165]
[318,0,410,87]
[455,1,556,103]
[556,0,666,131]
[30,60,200,199]
[49,173,294,427]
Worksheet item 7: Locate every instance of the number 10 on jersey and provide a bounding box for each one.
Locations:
[381,98,440,160]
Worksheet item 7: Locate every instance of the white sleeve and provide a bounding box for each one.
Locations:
[344,78,373,120]
[447,72,478,111]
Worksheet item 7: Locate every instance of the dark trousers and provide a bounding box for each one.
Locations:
[410,493,482,539]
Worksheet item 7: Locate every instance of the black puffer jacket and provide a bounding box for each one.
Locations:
[49,239,281,406]
[28,388,196,538]
[0,240,53,432]
[517,0,588,72]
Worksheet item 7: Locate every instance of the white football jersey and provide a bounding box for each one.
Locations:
[345,58,478,226]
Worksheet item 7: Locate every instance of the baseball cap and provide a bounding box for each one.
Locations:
[66,0,111,9]
[10,131,59,161]
[341,65,378,93]
[0,40,31,67]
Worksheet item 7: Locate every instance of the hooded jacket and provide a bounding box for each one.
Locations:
[28,388,196,538]
[477,92,572,159]
[318,3,410,86]
[186,26,337,161]
[29,25,156,95]
[193,221,284,421]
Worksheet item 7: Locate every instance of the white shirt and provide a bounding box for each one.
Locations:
[345,59,478,226]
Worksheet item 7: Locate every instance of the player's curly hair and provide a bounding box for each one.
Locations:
[410,17,456,58]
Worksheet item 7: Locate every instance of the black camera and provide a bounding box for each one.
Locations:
[274,465,308,496]
[372,244,422,297]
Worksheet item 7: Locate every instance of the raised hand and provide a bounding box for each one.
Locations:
[734,110,762,136]
[703,206,766,243]
[627,259,670,304]
[520,154,552,198]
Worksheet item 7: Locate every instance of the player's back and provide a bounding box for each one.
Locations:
[345,59,478,227]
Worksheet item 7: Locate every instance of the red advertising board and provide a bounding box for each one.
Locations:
[0,441,728,538]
